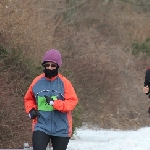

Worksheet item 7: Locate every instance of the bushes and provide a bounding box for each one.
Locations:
[0,44,42,95]
[0,44,7,58]
[72,103,83,135]
[131,38,150,56]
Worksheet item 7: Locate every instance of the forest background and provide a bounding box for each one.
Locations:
[1,0,150,148]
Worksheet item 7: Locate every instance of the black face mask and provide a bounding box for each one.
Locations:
[43,67,59,78]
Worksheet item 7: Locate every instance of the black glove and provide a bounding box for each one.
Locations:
[29,108,39,119]
[44,95,54,105]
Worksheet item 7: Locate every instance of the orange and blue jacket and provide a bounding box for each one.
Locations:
[24,73,78,137]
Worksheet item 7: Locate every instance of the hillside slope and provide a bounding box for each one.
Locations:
[1,0,150,148]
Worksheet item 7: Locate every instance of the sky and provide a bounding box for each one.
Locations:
[66,126,150,150]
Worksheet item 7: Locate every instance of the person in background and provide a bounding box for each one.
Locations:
[143,68,150,95]
[143,68,150,115]
[24,49,78,150]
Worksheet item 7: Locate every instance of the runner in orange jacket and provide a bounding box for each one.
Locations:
[24,49,78,150]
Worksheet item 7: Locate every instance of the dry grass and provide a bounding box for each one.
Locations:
[1,0,150,148]
[0,54,32,148]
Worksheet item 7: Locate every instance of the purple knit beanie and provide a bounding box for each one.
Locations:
[42,49,62,67]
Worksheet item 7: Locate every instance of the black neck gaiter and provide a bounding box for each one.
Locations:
[43,68,59,78]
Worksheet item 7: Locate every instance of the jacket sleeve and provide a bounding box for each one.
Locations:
[53,76,78,112]
[24,74,44,113]
[24,84,37,113]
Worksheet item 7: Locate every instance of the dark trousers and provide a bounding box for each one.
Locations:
[32,131,70,150]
